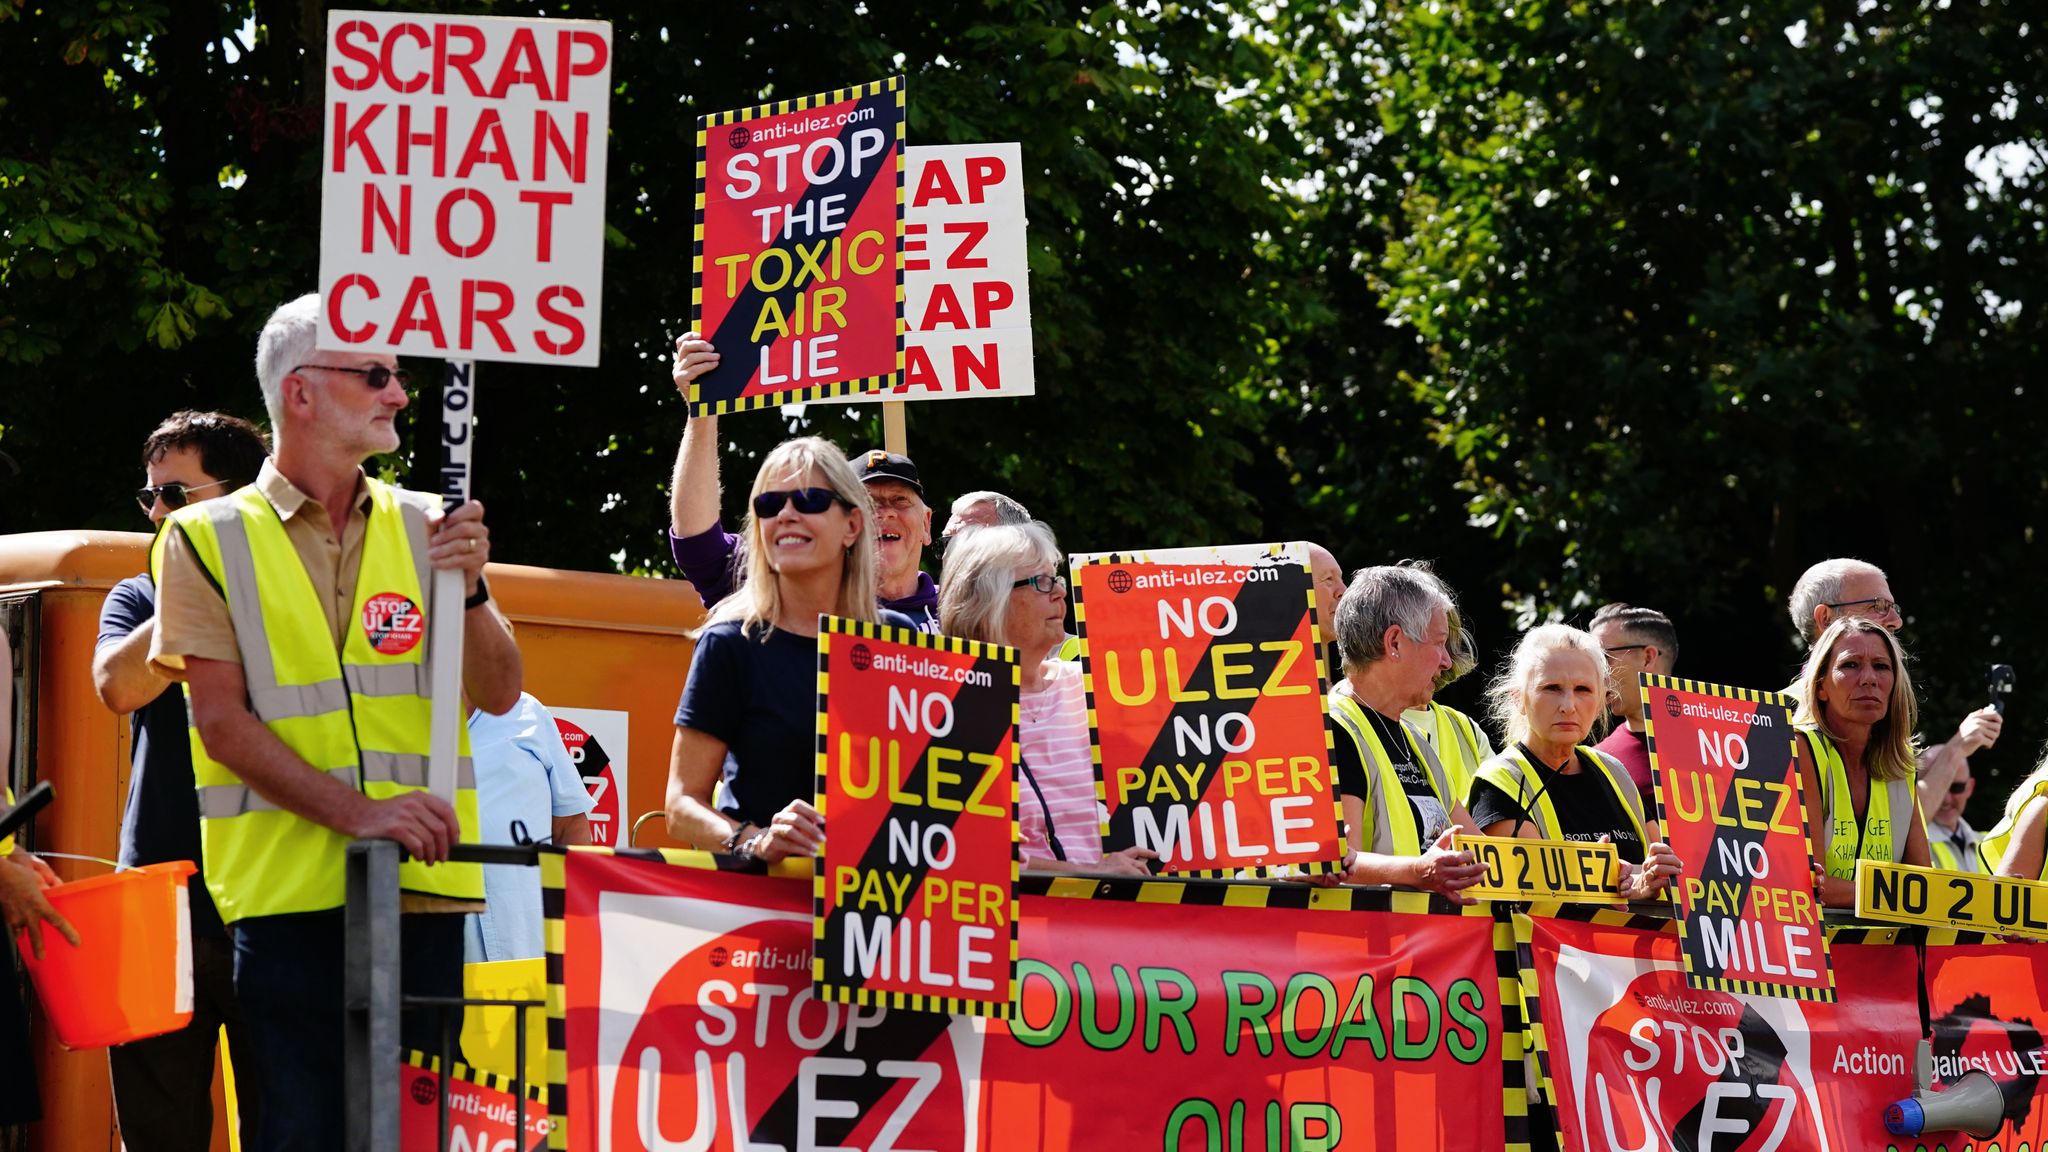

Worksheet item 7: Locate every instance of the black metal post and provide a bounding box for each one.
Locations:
[344,838,403,1152]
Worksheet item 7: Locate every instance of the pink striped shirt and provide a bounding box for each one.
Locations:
[1018,661,1104,865]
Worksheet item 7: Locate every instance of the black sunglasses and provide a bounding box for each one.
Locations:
[753,487,847,519]
[292,363,411,391]
[137,478,231,513]
[1949,780,1970,795]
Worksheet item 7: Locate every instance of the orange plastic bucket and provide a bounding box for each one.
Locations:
[17,859,195,1048]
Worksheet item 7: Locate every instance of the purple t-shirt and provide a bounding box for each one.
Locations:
[668,522,940,632]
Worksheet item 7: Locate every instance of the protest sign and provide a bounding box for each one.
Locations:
[1519,909,2048,1152]
[1458,834,1620,902]
[552,707,627,849]
[553,850,1512,1151]
[1857,860,2048,941]
[819,143,1034,403]
[690,78,906,414]
[401,1053,549,1152]
[814,615,1019,1015]
[1070,542,1341,875]
[1641,675,1831,1001]
[318,12,613,364]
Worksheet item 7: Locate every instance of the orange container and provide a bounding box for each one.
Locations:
[18,860,196,1049]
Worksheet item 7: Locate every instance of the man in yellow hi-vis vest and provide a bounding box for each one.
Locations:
[150,294,523,1152]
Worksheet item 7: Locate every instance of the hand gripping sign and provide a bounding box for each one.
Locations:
[690,78,907,414]
[814,615,1020,1016]
[1071,542,1343,876]
[1641,676,1833,1002]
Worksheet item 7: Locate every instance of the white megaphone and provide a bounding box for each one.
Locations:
[1884,1038,2008,1140]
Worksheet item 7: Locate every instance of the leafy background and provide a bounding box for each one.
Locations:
[3,0,2043,821]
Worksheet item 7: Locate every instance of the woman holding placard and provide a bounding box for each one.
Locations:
[937,522,1155,875]
[1467,624,1683,901]
[664,437,916,863]
[1794,616,1932,905]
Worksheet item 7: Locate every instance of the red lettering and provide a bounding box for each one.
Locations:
[532,110,588,182]
[378,22,431,94]
[943,221,990,269]
[328,275,380,342]
[518,190,573,262]
[560,29,609,88]
[393,104,447,178]
[534,286,585,355]
[902,222,929,272]
[964,155,1006,203]
[972,281,1013,326]
[491,27,552,99]
[434,23,488,97]
[459,281,516,354]
[903,345,940,391]
[331,21,380,90]
[954,342,1001,390]
[921,284,968,330]
[435,189,496,258]
[912,161,963,208]
[331,103,386,175]
[360,184,410,254]
[455,110,517,181]
[388,277,448,347]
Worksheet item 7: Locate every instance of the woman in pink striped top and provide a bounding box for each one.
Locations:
[939,523,1155,875]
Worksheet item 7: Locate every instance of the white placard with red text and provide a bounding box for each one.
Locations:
[819,143,1032,402]
[318,11,612,365]
[551,707,627,849]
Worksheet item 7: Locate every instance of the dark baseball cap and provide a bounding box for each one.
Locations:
[854,449,922,495]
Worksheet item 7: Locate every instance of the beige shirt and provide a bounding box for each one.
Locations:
[152,459,377,674]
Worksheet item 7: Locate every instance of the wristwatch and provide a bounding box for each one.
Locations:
[464,576,492,610]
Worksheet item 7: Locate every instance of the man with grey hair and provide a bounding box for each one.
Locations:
[943,489,1032,539]
[1785,556,2001,828]
[1321,562,1486,900]
[152,292,523,1151]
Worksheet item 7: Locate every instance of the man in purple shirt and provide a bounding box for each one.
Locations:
[666,333,941,630]
[1589,602,1679,807]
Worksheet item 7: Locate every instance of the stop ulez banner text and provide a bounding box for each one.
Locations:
[690,77,905,414]
[1520,910,2048,1152]
[1640,675,1833,1001]
[1070,542,1342,876]
[813,615,1020,1016]
[555,851,1510,1151]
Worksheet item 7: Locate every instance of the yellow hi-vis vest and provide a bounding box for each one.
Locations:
[1801,728,1916,880]
[1412,703,1489,806]
[1928,831,1984,874]
[1978,776,2048,877]
[152,479,481,922]
[1469,745,1648,848]
[1328,693,1455,857]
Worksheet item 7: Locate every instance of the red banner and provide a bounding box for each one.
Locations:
[1641,676,1832,1001]
[558,851,1509,1151]
[690,77,905,414]
[1071,543,1341,875]
[401,1057,549,1152]
[1522,912,2048,1152]
[815,616,1019,1015]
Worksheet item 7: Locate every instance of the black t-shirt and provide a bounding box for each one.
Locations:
[1468,745,1645,864]
[97,574,223,940]
[1333,705,1449,845]
[675,612,917,826]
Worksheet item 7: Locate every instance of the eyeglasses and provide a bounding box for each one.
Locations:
[292,363,411,391]
[752,487,847,519]
[1827,597,1903,619]
[1601,644,1650,659]
[1012,573,1067,595]
[1949,780,1970,795]
[136,478,230,513]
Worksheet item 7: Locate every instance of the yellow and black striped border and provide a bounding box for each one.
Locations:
[1067,543,1342,878]
[540,848,567,1149]
[1638,673,1834,1002]
[403,1047,549,1104]
[688,76,907,416]
[813,613,1022,1018]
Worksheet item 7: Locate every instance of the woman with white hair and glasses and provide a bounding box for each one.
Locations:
[665,437,917,864]
[1468,624,1682,901]
[938,523,1154,875]
[1793,616,1930,906]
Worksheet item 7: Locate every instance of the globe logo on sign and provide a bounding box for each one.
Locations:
[1107,569,1134,594]
[728,125,751,149]
[410,1075,438,1105]
[850,643,872,671]
[1664,693,1683,718]
[709,946,729,968]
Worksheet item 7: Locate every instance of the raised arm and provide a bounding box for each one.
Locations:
[669,333,724,538]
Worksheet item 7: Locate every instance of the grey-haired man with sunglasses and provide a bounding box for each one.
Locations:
[94,409,268,1150]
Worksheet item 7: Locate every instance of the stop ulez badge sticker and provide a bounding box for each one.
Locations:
[362,591,424,656]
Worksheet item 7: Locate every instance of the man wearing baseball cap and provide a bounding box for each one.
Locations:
[664,333,942,631]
